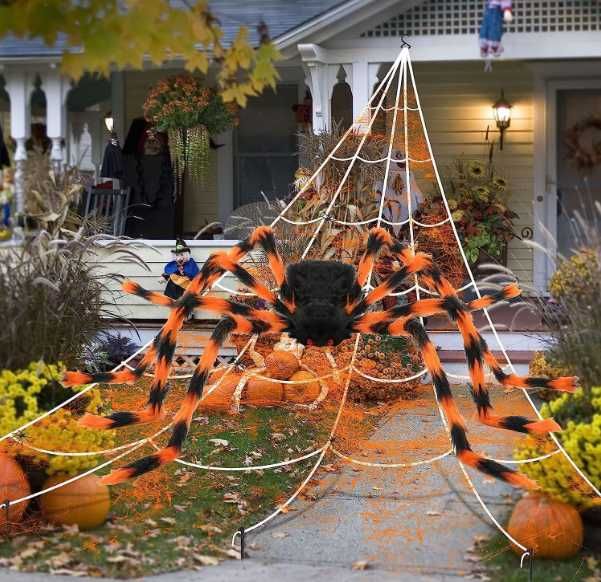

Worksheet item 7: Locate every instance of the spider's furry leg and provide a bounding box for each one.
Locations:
[66,226,287,424]
[389,318,537,490]
[102,315,286,485]
[423,272,573,434]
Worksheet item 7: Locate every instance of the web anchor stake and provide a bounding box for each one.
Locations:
[239,526,246,560]
[528,550,534,582]
[3,500,10,539]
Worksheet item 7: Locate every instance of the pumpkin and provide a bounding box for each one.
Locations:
[285,371,322,404]
[244,377,283,406]
[507,494,583,559]
[265,350,299,380]
[0,453,30,525]
[200,373,242,410]
[40,474,110,530]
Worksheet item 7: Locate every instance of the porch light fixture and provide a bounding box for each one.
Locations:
[492,90,512,150]
[104,111,114,134]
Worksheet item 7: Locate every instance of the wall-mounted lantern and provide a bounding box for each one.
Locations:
[492,90,512,150]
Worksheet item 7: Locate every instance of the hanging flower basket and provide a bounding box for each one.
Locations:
[143,74,237,189]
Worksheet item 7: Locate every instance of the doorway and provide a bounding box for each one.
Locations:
[555,87,601,257]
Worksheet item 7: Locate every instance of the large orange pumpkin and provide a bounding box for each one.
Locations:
[200,373,242,411]
[244,377,283,406]
[40,474,110,530]
[265,351,299,380]
[507,494,583,559]
[0,453,30,525]
[285,371,322,404]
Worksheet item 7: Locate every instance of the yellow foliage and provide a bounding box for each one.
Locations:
[514,387,601,510]
[549,247,599,303]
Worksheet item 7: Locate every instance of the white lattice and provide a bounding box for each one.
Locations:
[361,0,601,37]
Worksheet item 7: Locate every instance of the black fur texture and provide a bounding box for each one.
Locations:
[280,260,359,347]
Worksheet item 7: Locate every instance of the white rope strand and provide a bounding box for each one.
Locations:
[330,446,452,468]
[406,52,601,500]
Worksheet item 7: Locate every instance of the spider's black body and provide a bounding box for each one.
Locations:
[280,260,361,347]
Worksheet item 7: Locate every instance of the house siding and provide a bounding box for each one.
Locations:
[94,240,239,320]
[413,60,534,286]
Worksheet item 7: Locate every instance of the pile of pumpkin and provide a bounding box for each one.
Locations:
[0,452,110,531]
[203,334,327,412]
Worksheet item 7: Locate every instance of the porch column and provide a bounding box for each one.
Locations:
[299,44,329,133]
[4,68,32,219]
[352,59,369,121]
[41,68,69,173]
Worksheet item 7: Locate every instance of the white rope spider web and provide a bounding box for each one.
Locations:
[1,47,597,572]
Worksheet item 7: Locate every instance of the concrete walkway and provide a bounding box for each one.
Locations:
[246,383,529,579]
[2,385,532,581]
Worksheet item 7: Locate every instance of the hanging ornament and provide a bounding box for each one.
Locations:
[144,75,237,188]
[479,1,513,71]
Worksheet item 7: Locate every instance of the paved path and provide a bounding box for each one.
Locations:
[2,385,533,581]
[247,383,529,579]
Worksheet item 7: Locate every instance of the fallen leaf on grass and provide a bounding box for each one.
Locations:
[194,554,220,566]
[352,560,369,570]
[209,438,229,447]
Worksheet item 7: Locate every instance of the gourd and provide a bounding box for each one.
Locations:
[0,453,30,525]
[285,371,321,404]
[200,373,242,410]
[265,351,300,380]
[244,377,283,406]
[507,494,583,559]
[40,474,110,530]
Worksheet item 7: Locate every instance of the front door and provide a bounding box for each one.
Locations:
[555,87,601,257]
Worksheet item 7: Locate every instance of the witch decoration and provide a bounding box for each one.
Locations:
[479,0,513,66]
[161,239,200,301]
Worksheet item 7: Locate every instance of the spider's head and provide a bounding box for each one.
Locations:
[288,300,353,347]
[282,260,359,348]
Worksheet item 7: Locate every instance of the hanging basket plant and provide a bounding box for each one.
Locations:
[143,74,237,189]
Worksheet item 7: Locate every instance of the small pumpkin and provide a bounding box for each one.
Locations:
[265,350,300,380]
[200,373,242,411]
[0,453,30,525]
[507,493,583,559]
[40,474,110,530]
[285,370,321,404]
[244,377,283,406]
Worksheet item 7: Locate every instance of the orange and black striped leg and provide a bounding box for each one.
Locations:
[423,275,569,434]
[388,318,537,490]
[101,315,285,485]
[63,342,158,387]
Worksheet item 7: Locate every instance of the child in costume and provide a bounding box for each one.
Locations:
[480,0,513,59]
[161,239,200,301]
[0,168,14,240]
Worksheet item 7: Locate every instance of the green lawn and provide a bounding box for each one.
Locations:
[0,390,335,578]
[477,534,599,581]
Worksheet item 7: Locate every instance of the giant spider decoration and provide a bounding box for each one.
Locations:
[65,226,577,487]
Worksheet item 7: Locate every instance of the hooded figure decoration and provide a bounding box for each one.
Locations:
[480,0,513,67]
[161,239,200,300]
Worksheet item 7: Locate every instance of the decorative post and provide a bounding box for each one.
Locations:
[299,44,329,133]
[41,67,69,174]
[4,68,32,225]
[352,59,369,125]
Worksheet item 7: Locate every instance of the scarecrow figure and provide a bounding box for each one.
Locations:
[161,239,200,301]
[479,0,513,62]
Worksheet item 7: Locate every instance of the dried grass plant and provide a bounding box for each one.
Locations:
[1,155,146,369]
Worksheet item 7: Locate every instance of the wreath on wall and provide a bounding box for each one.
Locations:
[565,116,601,171]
